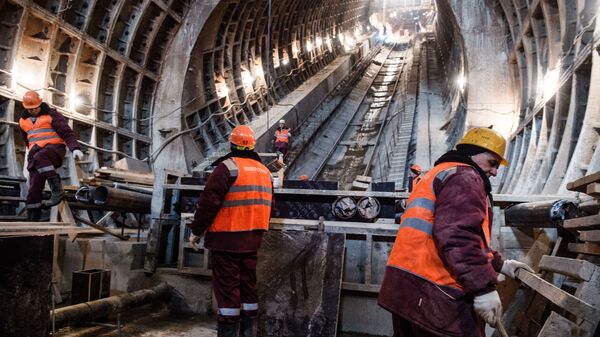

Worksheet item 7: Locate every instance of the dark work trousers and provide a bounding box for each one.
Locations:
[392,314,444,337]
[273,141,289,157]
[26,144,66,209]
[211,250,258,324]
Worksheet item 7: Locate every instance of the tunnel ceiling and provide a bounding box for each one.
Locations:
[180,0,370,156]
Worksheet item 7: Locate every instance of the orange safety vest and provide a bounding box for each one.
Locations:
[209,157,273,232]
[19,115,65,150]
[387,162,493,290]
[274,128,290,143]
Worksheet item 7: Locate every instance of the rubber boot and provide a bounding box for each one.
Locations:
[27,208,42,221]
[217,322,239,337]
[43,176,64,208]
[240,317,257,337]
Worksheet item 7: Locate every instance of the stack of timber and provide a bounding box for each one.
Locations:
[498,171,600,337]
[79,158,154,189]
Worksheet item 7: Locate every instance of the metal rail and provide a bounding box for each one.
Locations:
[312,47,407,185]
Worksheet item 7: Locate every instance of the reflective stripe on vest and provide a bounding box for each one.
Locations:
[387,162,493,290]
[19,115,65,150]
[275,129,290,143]
[209,157,273,232]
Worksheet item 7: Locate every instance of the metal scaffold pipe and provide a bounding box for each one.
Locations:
[51,283,170,329]
[92,186,152,213]
[504,200,578,228]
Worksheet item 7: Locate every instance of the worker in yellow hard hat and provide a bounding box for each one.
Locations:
[379,127,533,336]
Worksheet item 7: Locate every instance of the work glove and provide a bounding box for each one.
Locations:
[72,149,85,161]
[501,259,534,279]
[189,232,202,251]
[473,290,502,327]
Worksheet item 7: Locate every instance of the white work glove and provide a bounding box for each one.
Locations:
[189,232,202,251]
[501,259,534,279]
[72,149,85,161]
[473,290,502,326]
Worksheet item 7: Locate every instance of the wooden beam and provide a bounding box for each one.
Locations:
[568,243,600,256]
[586,183,600,198]
[579,230,600,242]
[538,256,596,281]
[515,269,600,323]
[563,215,600,230]
[567,171,600,193]
[536,311,579,337]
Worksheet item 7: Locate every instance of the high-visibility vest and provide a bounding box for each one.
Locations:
[274,128,290,143]
[19,115,66,150]
[209,157,273,232]
[387,162,493,290]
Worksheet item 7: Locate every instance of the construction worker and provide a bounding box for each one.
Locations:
[19,91,84,221]
[378,127,534,337]
[187,125,273,337]
[272,119,291,158]
[408,164,422,192]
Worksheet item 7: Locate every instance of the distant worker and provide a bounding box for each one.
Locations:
[299,174,309,182]
[379,127,534,337]
[19,91,84,221]
[408,164,422,192]
[187,125,273,337]
[272,119,291,158]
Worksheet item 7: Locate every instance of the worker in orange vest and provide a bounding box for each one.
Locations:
[378,128,534,337]
[408,164,422,192]
[18,91,84,221]
[271,119,291,158]
[187,125,273,337]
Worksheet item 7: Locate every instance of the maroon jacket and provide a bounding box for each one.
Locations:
[188,150,273,253]
[378,151,504,337]
[20,103,81,152]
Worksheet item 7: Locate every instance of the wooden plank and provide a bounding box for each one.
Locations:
[515,269,600,323]
[538,256,596,281]
[536,311,578,337]
[568,242,600,256]
[0,222,70,226]
[586,183,600,198]
[567,171,600,193]
[563,215,600,230]
[579,230,600,242]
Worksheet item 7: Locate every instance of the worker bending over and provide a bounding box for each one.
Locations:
[19,91,84,221]
[271,119,291,159]
[187,125,273,337]
[379,127,534,337]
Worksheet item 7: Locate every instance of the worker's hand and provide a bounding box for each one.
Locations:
[72,149,85,161]
[473,290,502,327]
[501,259,534,279]
[189,232,202,251]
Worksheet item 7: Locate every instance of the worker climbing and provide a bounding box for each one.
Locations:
[19,90,84,221]
[378,127,534,337]
[271,119,291,160]
[187,125,274,337]
[408,164,422,192]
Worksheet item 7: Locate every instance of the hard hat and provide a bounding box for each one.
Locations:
[458,127,509,166]
[279,119,285,124]
[299,175,309,181]
[229,125,256,149]
[23,90,42,109]
[410,164,422,174]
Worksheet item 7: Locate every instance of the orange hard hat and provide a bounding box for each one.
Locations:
[23,90,42,109]
[410,164,422,174]
[230,125,256,149]
[299,175,309,181]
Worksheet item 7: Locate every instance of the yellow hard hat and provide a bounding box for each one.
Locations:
[458,127,509,166]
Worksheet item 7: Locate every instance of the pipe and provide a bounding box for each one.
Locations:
[504,200,577,228]
[51,283,169,329]
[92,186,152,213]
